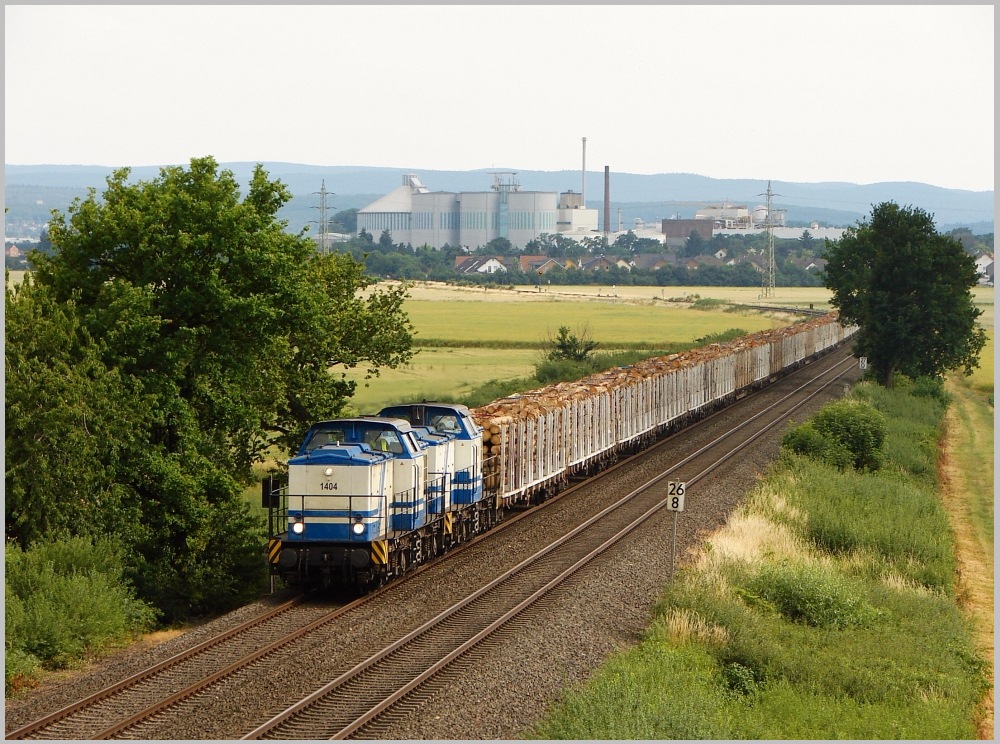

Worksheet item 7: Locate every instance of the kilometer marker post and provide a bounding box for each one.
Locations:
[665,481,686,584]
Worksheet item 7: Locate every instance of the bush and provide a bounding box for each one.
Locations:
[851,380,946,484]
[791,464,956,591]
[691,297,729,311]
[908,375,951,405]
[534,358,593,383]
[742,561,880,629]
[455,376,538,408]
[781,421,854,470]
[783,400,886,471]
[5,536,159,694]
[547,325,598,362]
[695,329,750,345]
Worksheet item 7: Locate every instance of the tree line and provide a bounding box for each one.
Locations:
[322,226,826,287]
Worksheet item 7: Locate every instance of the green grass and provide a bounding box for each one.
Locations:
[967,330,993,398]
[345,347,541,414]
[528,381,990,740]
[947,376,995,549]
[402,299,779,346]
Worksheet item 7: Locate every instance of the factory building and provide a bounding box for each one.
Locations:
[693,201,787,229]
[357,173,597,250]
[661,218,714,249]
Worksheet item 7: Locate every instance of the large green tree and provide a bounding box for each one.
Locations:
[9,157,414,618]
[5,275,151,548]
[823,202,985,387]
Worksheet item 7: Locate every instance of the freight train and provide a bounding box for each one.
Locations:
[263,312,856,588]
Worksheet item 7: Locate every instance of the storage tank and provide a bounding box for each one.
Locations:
[752,204,769,226]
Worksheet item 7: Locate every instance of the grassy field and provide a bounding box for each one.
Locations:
[314,280,996,415]
[530,379,993,739]
[347,347,541,414]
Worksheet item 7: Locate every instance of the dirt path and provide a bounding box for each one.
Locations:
[940,379,994,739]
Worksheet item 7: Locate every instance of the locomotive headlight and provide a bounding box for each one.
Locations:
[351,521,365,536]
[324,467,334,477]
[291,521,305,535]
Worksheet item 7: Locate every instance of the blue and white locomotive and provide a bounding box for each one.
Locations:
[264,403,499,587]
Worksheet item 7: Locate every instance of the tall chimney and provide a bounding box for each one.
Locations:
[581,137,587,207]
[603,166,611,237]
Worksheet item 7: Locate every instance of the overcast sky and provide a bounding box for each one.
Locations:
[4,5,994,192]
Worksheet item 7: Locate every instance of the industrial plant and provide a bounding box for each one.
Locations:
[354,138,818,252]
[356,172,599,251]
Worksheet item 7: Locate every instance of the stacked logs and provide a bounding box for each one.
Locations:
[472,313,847,493]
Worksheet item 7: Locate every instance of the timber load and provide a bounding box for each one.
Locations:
[471,312,854,504]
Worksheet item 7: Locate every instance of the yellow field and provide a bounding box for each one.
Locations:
[405,298,782,346]
[6,270,27,286]
[400,281,836,309]
[965,287,994,395]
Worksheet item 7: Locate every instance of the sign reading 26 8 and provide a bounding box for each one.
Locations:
[666,481,686,512]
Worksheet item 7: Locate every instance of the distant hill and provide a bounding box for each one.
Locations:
[4,162,993,238]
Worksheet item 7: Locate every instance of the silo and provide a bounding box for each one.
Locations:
[753,204,769,227]
[603,166,610,236]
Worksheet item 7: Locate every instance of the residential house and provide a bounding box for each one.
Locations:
[579,255,630,272]
[632,253,673,271]
[454,255,508,275]
[789,257,828,273]
[684,255,725,270]
[517,255,567,275]
[729,256,765,273]
[974,254,994,284]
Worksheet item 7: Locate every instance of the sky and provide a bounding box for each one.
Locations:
[4,4,995,192]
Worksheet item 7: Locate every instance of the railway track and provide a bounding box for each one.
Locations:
[6,345,858,740]
[4,595,345,740]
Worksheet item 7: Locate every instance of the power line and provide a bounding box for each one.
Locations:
[759,181,779,298]
[311,180,335,254]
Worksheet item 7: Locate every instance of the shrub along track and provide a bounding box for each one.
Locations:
[5,345,861,740]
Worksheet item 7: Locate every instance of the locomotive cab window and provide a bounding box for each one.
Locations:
[429,414,461,433]
[305,428,345,451]
[365,429,404,454]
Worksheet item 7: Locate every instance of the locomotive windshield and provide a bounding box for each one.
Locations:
[429,413,462,433]
[304,427,347,451]
[378,404,474,437]
[301,420,413,456]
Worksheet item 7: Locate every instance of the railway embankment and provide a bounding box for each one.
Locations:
[530,376,992,740]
